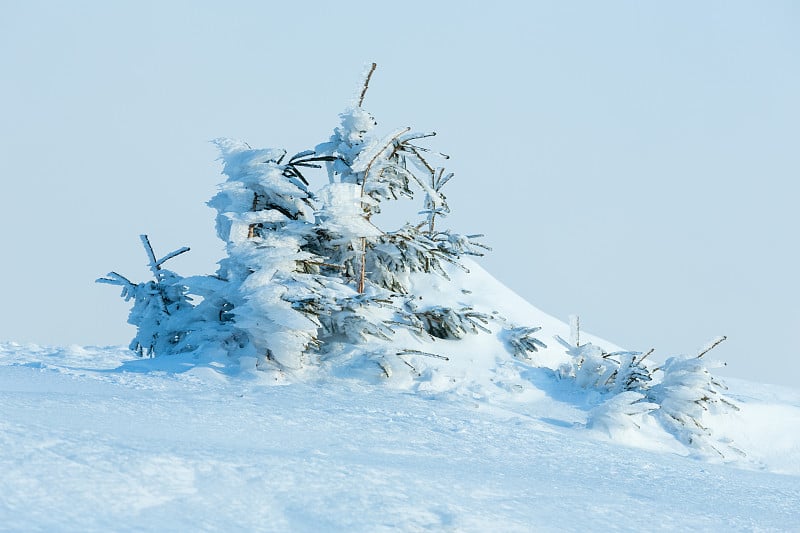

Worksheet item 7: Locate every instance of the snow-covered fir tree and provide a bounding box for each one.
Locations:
[100,65,507,372]
[308,66,494,353]
[207,138,353,369]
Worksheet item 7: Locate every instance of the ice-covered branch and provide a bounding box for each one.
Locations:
[697,336,727,359]
[139,234,189,279]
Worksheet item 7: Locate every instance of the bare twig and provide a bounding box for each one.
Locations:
[358,62,377,107]
[637,348,655,363]
[377,359,392,378]
[406,144,435,174]
[157,246,190,267]
[396,355,421,376]
[248,193,260,239]
[140,234,159,276]
[397,349,449,361]
[357,236,368,294]
[95,271,134,287]
[697,336,727,359]
[139,234,190,278]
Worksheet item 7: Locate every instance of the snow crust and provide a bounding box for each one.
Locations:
[2,263,799,531]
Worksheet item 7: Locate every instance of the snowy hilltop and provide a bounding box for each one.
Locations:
[2,68,799,531]
[97,66,744,460]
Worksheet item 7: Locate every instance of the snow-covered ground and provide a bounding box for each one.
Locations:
[2,262,799,531]
[1,344,799,532]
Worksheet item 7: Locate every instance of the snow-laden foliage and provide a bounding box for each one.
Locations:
[408,305,492,340]
[206,139,346,369]
[317,289,396,344]
[99,72,535,374]
[587,391,659,433]
[555,324,739,457]
[645,339,741,457]
[556,337,653,394]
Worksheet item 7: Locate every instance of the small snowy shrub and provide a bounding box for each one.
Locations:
[645,337,740,456]
[557,323,740,456]
[97,236,194,357]
[556,337,653,394]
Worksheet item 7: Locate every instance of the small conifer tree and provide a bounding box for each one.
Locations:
[645,336,740,456]
[97,235,193,357]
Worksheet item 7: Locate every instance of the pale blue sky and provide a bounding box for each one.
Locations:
[1,1,798,385]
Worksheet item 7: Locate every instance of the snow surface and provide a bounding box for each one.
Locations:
[2,262,799,531]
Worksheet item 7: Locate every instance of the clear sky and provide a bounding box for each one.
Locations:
[1,1,798,385]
